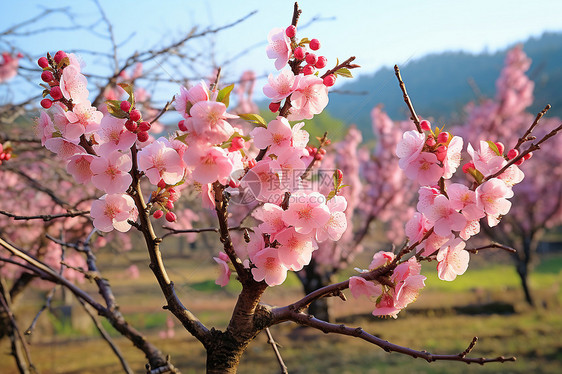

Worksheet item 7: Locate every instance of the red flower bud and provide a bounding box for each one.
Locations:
[494,142,505,155]
[315,56,327,69]
[323,74,336,87]
[153,210,164,219]
[120,100,131,113]
[165,212,177,222]
[269,101,281,113]
[137,131,149,142]
[178,120,187,132]
[285,25,296,38]
[40,99,52,109]
[507,149,519,160]
[305,53,317,65]
[38,57,49,68]
[139,121,151,132]
[309,39,321,51]
[129,109,141,122]
[294,47,305,60]
[41,71,53,82]
[420,120,431,132]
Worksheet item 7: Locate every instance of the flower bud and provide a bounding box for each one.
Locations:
[153,210,164,219]
[165,212,177,222]
[139,121,151,132]
[178,120,187,132]
[437,132,449,144]
[137,131,149,142]
[38,57,49,68]
[309,39,321,50]
[285,25,296,38]
[269,101,281,113]
[323,74,336,87]
[507,149,519,160]
[420,120,431,132]
[129,109,142,122]
[120,100,131,113]
[294,47,305,60]
[40,99,52,109]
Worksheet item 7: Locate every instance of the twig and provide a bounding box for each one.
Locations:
[513,104,550,152]
[465,243,516,254]
[274,311,515,365]
[77,298,134,374]
[0,209,90,222]
[394,65,422,132]
[265,327,288,374]
[150,97,175,124]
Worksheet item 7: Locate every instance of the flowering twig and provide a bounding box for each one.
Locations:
[465,242,516,254]
[394,65,422,132]
[513,104,550,152]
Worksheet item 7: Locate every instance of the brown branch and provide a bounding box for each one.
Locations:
[273,311,515,365]
[265,327,288,374]
[77,298,134,374]
[513,104,551,152]
[129,145,210,348]
[0,209,90,222]
[160,225,246,240]
[150,97,175,124]
[0,235,174,371]
[394,65,422,132]
[301,131,329,180]
[465,243,516,254]
[320,56,358,79]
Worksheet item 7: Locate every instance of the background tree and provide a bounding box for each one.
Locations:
[457,46,562,306]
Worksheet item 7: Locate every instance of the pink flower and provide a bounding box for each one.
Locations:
[442,136,463,179]
[90,193,137,232]
[290,121,309,150]
[251,116,293,155]
[372,293,401,319]
[59,65,89,104]
[251,247,288,286]
[396,130,425,169]
[459,219,481,241]
[447,183,485,221]
[64,102,103,138]
[36,111,55,146]
[66,154,95,184]
[183,145,233,184]
[282,191,331,234]
[266,28,291,70]
[436,238,469,281]
[44,138,86,160]
[90,151,133,194]
[175,82,210,118]
[0,52,20,83]
[369,251,395,270]
[253,203,287,239]
[418,232,454,257]
[394,274,426,309]
[187,101,238,144]
[424,194,467,237]
[138,138,184,185]
[498,164,524,188]
[416,186,440,213]
[467,141,506,177]
[475,178,514,226]
[240,160,282,203]
[288,76,329,121]
[349,276,382,300]
[275,227,317,271]
[263,69,302,102]
[213,252,231,287]
[316,195,348,242]
[404,152,443,186]
[96,115,137,154]
[405,212,431,243]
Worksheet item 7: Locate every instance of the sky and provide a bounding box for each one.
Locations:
[2,0,562,102]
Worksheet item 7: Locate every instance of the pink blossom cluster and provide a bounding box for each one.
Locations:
[0,142,12,164]
[397,122,524,286]
[350,253,426,318]
[0,51,22,83]
[264,27,333,121]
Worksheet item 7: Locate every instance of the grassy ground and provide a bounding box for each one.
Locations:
[1,252,561,373]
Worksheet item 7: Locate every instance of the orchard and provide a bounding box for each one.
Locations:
[1,2,562,373]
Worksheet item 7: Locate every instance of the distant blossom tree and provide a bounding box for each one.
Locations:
[457,45,562,305]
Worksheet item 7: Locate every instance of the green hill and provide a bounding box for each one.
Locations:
[324,31,562,138]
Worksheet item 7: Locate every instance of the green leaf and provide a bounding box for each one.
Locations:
[486,140,501,156]
[334,67,353,78]
[118,83,135,108]
[175,133,188,144]
[216,84,234,107]
[298,37,310,46]
[238,113,268,127]
[326,190,336,201]
[106,100,128,119]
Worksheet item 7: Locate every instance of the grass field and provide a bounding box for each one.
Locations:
[1,251,561,373]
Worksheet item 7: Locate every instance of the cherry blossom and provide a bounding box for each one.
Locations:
[475,178,514,226]
[96,115,137,154]
[90,193,137,232]
[263,69,302,102]
[276,227,317,271]
[137,138,184,185]
[423,194,467,237]
[175,82,210,118]
[349,276,382,300]
[288,75,329,121]
[183,145,233,185]
[436,238,469,281]
[187,101,238,144]
[315,195,348,242]
[90,151,133,194]
[59,64,89,104]
[251,247,288,286]
[282,191,331,234]
[213,252,231,287]
[266,28,291,70]
[369,251,395,270]
[442,136,463,179]
[66,154,95,184]
[250,116,293,154]
[396,130,425,169]
[404,152,443,186]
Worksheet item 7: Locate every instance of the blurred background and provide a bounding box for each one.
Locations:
[1,0,562,373]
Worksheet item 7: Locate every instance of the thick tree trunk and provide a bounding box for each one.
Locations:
[515,237,534,306]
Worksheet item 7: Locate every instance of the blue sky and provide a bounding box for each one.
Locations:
[2,0,562,102]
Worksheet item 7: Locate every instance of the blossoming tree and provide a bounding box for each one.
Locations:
[1,3,561,373]
[457,45,562,305]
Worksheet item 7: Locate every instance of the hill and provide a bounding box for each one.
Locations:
[324,31,562,138]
